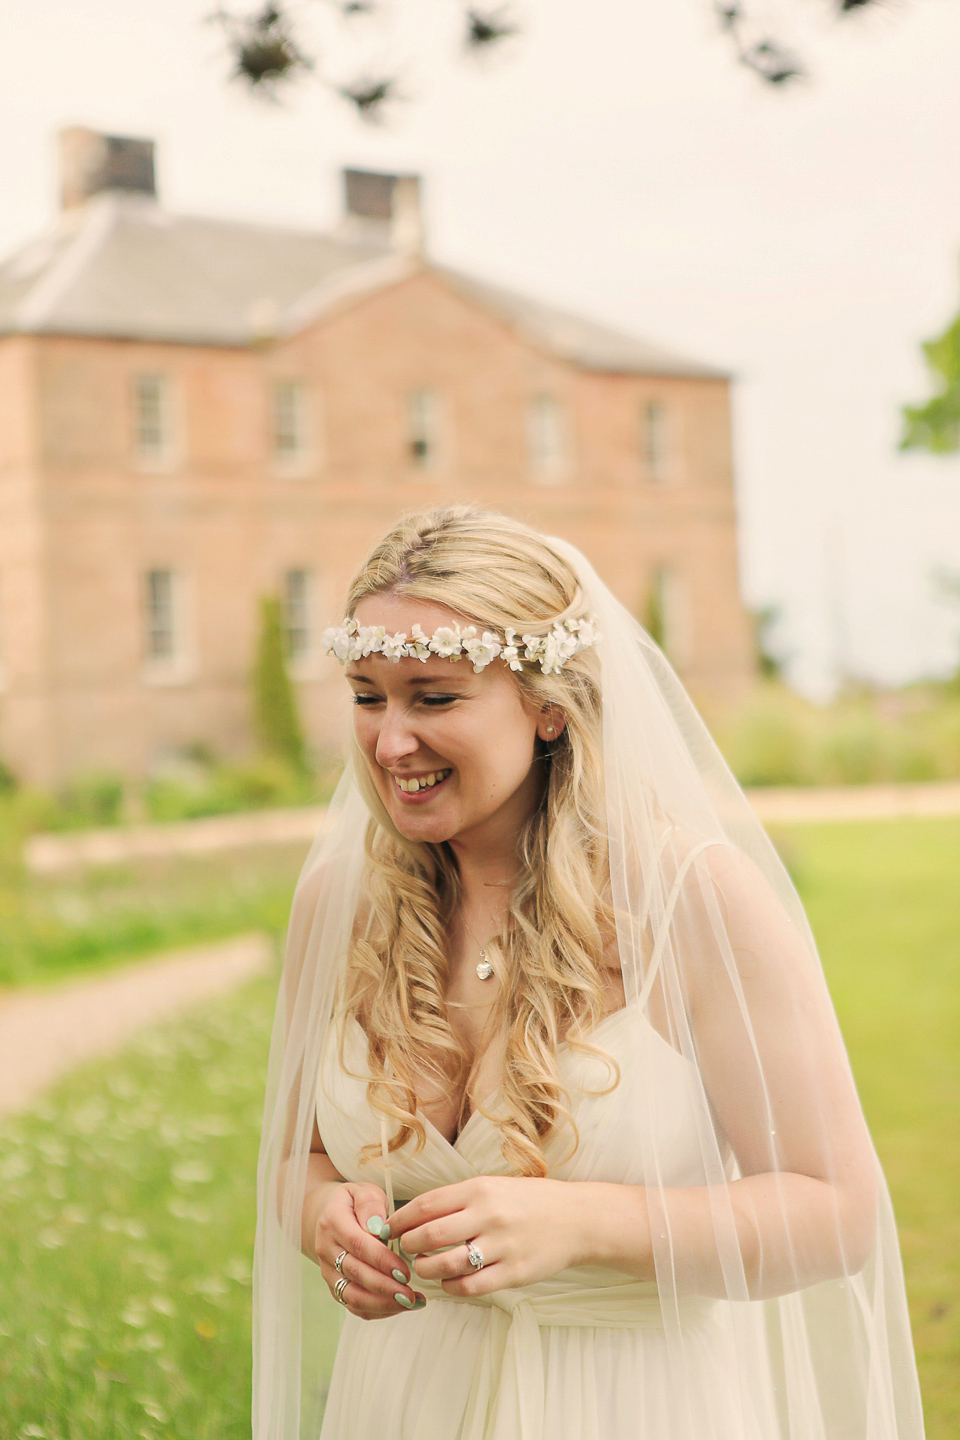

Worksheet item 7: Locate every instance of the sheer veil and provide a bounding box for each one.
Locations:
[253,534,924,1439]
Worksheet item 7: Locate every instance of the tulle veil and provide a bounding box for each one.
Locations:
[252,535,924,1439]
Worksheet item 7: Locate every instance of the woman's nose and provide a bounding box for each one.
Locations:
[374,705,419,769]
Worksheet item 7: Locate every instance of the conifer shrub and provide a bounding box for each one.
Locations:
[252,594,306,771]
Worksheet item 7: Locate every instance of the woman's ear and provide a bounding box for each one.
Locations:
[537,706,566,742]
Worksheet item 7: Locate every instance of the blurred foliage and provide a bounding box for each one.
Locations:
[253,596,307,772]
[703,679,960,788]
[643,582,666,652]
[902,305,960,454]
[144,755,329,823]
[752,604,786,682]
[210,1,519,117]
[209,0,883,118]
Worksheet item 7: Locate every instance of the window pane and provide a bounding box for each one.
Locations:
[647,565,691,666]
[528,394,565,479]
[134,374,169,458]
[408,389,437,466]
[273,381,304,458]
[284,569,311,659]
[145,569,176,660]
[643,400,667,480]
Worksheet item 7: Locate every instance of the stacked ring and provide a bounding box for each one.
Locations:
[466,1241,485,1271]
[334,1277,349,1306]
[335,1249,348,1275]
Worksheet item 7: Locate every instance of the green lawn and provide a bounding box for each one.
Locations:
[0,816,956,1439]
[782,817,960,1440]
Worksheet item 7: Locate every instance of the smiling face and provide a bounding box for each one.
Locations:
[347,594,557,857]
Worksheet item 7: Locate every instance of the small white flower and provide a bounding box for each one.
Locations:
[462,631,502,672]
[172,1160,213,1185]
[137,1396,168,1421]
[320,614,599,673]
[428,625,462,658]
[408,623,432,661]
[355,625,385,658]
[575,618,601,648]
[379,631,408,661]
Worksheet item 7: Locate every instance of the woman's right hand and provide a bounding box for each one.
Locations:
[310,1180,425,1320]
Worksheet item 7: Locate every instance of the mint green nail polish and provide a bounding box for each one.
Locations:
[394,1292,414,1309]
[414,1295,427,1309]
[392,1269,406,1284]
[379,1221,392,1241]
[366,1216,385,1236]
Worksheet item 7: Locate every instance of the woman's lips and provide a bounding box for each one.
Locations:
[391,768,453,802]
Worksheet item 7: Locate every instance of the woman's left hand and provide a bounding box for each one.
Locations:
[387,1176,595,1296]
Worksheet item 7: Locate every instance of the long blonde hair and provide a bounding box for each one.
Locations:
[339,505,614,1176]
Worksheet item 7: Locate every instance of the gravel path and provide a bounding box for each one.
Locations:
[0,933,273,1118]
[22,782,960,877]
[747,780,960,824]
[24,805,326,874]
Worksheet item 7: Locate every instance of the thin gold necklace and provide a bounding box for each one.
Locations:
[461,915,499,982]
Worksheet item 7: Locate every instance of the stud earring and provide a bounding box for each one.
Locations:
[546,726,554,735]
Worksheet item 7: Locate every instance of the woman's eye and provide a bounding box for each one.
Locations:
[351,694,382,707]
[421,694,457,708]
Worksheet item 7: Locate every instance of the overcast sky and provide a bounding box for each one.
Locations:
[3,0,960,695]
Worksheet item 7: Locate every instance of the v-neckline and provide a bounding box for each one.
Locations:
[421,998,641,1154]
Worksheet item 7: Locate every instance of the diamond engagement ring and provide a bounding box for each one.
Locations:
[335,1249,348,1275]
[334,1277,349,1305]
[466,1241,485,1271]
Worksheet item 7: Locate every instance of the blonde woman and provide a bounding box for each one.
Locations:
[254,507,923,1440]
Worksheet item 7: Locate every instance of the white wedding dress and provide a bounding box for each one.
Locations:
[315,999,782,1440]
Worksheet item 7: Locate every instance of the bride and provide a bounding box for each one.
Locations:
[254,506,924,1439]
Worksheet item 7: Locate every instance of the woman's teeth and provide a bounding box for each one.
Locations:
[395,769,451,794]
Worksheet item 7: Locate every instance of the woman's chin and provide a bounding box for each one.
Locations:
[387,799,458,844]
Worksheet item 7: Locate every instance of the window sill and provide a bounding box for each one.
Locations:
[270,456,317,480]
[141,660,196,688]
[133,453,180,475]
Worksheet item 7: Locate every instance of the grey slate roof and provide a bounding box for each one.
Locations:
[0,193,724,377]
[434,268,724,379]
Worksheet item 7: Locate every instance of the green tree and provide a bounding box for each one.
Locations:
[643,574,666,651]
[901,306,960,454]
[253,595,306,770]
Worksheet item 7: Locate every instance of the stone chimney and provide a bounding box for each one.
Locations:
[59,126,156,210]
[341,168,423,255]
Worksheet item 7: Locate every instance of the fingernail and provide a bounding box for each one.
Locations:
[414,1295,427,1309]
[366,1216,385,1236]
[394,1292,414,1309]
[392,1269,407,1284]
[379,1221,392,1241]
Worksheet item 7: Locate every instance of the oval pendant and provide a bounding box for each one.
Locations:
[476,958,494,981]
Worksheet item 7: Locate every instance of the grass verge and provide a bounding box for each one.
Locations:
[0,843,307,989]
[786,816,960,1440]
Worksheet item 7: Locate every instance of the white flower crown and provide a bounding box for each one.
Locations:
[320,615,601,675]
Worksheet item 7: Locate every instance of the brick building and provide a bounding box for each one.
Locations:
[0,129,753,785]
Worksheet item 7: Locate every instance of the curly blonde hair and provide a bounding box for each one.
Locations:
[338,505,616,1177]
